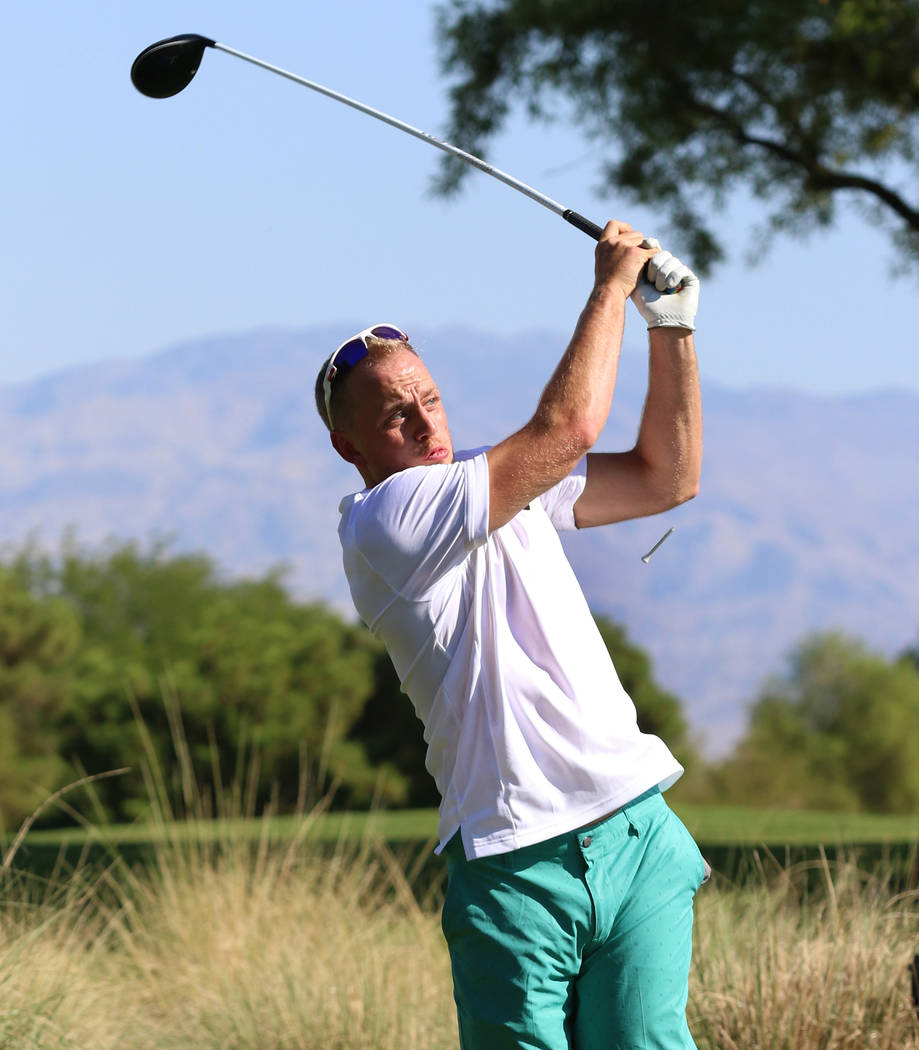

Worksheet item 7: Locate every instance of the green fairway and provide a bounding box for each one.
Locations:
[11,802,919,852]
[11,807,440,850]
[672,803,919,846]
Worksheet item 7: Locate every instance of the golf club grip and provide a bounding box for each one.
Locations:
[563,210,685,294]
[562,210,604,240]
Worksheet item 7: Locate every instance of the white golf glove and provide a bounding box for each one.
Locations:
[631,238,700,331]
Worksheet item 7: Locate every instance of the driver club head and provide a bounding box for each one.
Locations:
[131,34,216,98]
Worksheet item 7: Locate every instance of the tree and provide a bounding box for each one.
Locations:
[434,0,919,271]
[347,650,439,808]
[900,640,919,672]
[0,565,80,828]
[593,615,695,764]
[11,540,388,821]
[718,632,919,811]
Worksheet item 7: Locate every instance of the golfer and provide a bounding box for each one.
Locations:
[315,220,706,1050]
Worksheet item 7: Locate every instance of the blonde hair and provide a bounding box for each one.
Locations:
[314,336,419,431]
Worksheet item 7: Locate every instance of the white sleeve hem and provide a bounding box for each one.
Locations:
[465,451,491,549]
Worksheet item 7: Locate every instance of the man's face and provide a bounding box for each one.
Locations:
[331,348,454,487]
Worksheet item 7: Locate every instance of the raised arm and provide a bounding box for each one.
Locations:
[485,220,656,533]
[572,248,702,528]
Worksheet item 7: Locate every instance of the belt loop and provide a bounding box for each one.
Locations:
[622,784,660,837]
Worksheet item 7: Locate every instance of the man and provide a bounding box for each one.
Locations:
[315,220,706,1049]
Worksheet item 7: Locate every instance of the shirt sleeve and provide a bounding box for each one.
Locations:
[350,452,490,598]
[537,456,588,531]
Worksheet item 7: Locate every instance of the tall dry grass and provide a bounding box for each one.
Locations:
[0,866,138,1048]
[3,773,919,1050]
[1,821,457,1050]
[115,833,456,1049]
[690,849,919,1050]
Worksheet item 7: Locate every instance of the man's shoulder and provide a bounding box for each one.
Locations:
[338,449,491,590]
[340,448,489,517]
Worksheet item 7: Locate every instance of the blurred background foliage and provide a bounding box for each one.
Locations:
[1,538,918,830]
[434,0,919,273]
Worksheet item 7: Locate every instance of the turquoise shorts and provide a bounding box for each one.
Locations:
[441,788,707,1050]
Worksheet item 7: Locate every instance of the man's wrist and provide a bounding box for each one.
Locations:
[648,320,695,332]
[587,282,629,312]
[648,326,695,349]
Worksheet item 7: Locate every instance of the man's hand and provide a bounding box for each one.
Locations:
[630,242,701,331]
[593,221,659,300]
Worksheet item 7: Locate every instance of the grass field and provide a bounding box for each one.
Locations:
[10,799,919,907]
[7,713,918,1048]
[2,805,919,1050]
[675,803,919,846]
[15,800,919,850]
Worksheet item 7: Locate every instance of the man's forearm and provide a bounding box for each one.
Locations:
[531,284,629,448]
[484,222,656,533]
[569,247,702,529]
[633,328,702,506]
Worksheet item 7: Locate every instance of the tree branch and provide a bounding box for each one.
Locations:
[688,96,919,231]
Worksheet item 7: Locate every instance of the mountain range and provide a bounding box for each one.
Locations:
[1,326,916,755]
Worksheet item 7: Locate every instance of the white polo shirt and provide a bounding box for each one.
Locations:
[338,448,683,859]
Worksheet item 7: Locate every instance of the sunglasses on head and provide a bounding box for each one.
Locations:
[322,323,409,428]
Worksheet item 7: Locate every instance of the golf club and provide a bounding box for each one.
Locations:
[130,33,611,242]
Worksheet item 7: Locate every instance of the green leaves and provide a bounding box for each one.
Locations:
[0,566,77,829]
[718,632,919,812]
[0,541,389,827]
[0,537,697,827]
[435,0,919,271]
[593,614,694,758]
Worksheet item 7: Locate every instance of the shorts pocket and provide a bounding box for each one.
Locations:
[666,808,710,890]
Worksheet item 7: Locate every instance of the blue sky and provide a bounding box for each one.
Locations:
[5,0,916,395]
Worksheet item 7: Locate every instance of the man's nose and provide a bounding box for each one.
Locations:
[413,402,436,437]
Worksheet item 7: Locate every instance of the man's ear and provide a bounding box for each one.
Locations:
[330,430,363,467]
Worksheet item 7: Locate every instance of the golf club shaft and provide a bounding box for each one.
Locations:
[211,41,605,240]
